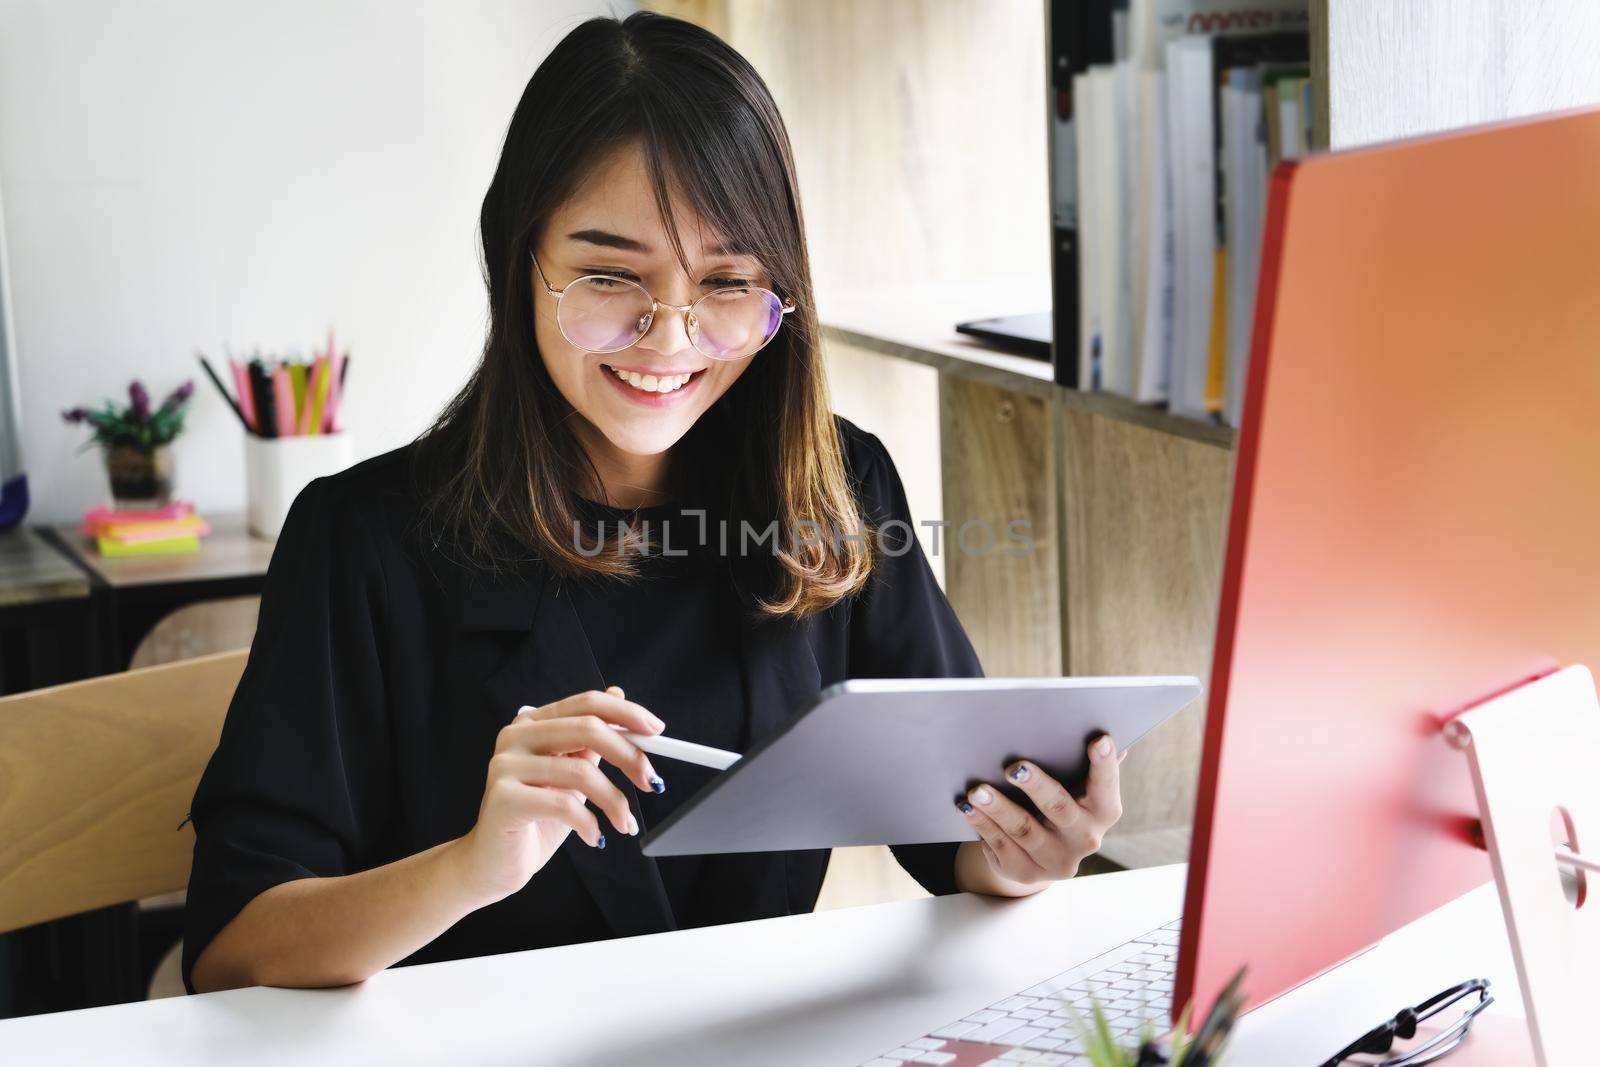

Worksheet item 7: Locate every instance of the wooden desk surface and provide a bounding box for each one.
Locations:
[0,526,92,607]
[47,512,277,589]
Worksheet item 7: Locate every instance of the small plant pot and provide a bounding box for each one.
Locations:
[103,443,175,509]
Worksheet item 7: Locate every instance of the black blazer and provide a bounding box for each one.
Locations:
[181,418,984,993]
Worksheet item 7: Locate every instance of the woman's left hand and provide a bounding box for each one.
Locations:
[954,734,1124,895]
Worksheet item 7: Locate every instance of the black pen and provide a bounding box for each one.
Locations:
[196,351,258,437]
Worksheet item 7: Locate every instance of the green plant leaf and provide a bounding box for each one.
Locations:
[1067,997,1138,1066]
[1095,1000,1124,1061]
[1169,1000,1194,1065]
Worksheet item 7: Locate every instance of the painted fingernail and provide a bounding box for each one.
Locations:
[595,835,607,850]
[649,776,666,794]
[1008,763,1030,783]
[971,786,994,806]
[626,813,639,836]
[1095,736,1114,757]
[958,800,975,815]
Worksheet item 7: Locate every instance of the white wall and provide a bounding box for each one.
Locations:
[0,0,633,523]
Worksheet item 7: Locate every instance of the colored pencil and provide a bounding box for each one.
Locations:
[228,357,258,431]
[323,347,346,433]
[196,351,256,436]
[308,354,329,436]
[272,363,295,437]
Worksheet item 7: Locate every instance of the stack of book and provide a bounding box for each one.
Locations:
[1071,0,1311,426]
[82,501,211,557]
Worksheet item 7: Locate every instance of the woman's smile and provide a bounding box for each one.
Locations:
[599,361,707,406]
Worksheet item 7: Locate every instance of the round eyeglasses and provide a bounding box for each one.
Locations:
[531,253,796,361]
[1321,978,1494,1067]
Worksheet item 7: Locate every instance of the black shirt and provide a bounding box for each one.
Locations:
[181,418,985,993]
[565,495,747,927]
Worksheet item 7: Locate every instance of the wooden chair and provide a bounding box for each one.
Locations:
[126,597,261,998]
[128,595,261,672]
[0,649,247,996]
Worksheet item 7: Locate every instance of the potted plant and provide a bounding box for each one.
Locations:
[63,379,195,508]
[1077,969,1247,1067]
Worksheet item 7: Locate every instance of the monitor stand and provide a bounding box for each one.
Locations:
[1446,664,1600,1067]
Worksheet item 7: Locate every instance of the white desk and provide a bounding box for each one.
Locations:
[0,865,1524,1066]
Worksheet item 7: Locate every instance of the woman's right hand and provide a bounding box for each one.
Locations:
[451,686,665,905]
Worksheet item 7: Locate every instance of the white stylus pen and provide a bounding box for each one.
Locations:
[516,706,742,771]
[618,730,742,771]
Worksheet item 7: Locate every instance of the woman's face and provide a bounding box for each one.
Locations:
[531,140,769,461]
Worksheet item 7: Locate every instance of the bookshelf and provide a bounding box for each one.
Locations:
[647,0,1600,877]
[821,280,1235,448]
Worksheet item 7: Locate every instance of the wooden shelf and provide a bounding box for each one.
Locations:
[818,279,1237,450]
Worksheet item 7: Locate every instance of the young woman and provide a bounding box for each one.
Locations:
[184,11,1123,994]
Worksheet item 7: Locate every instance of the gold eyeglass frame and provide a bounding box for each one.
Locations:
[530,251,796,361]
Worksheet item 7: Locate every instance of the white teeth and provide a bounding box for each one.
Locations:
[612,368,694,394]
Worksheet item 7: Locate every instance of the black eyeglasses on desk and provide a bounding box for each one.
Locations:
[1320,979,1494,1066]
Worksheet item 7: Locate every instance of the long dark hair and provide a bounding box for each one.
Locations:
[410,10,870,618]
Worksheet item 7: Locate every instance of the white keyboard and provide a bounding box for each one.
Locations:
[860,918,1182,1067]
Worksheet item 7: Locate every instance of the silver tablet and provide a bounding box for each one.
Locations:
[639,675,1202,856]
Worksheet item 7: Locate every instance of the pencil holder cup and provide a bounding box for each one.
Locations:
[244,432,355,539]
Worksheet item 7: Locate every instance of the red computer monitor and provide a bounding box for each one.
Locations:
[1175,106,1600,1018]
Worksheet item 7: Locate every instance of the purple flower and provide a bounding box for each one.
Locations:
[159,380,195,415]
[129,380,151,422]
[61,407,90,424]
